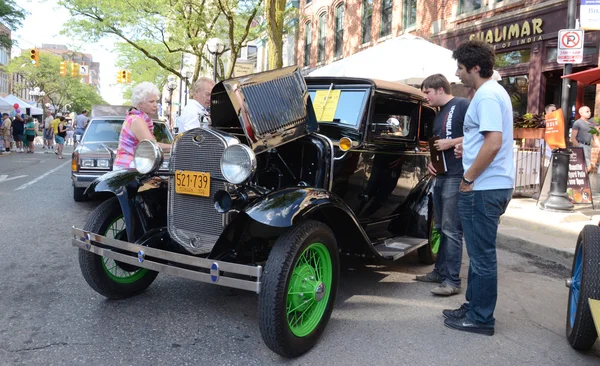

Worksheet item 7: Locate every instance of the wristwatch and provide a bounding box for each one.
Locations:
[462,176,474,185]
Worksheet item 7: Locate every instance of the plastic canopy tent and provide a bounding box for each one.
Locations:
[308,33,460,84]
[0,97,13,113]
[2,94,43,115]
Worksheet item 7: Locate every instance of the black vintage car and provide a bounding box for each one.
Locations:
[72,67,438,357]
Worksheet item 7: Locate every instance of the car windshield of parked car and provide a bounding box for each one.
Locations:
[308,88,368,127]
[152,122,172,143]
[83,120,123,142]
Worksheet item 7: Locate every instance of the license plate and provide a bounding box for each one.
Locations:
[175,170,211,197]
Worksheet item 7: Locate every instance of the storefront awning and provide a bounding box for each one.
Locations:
[562,67,600,85]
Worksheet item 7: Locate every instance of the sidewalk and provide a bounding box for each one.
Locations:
[498,197,600,268]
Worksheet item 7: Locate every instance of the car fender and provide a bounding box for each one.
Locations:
[388,174,435,238]
[244,187,378,256]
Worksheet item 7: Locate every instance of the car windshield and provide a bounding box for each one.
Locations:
[82,119,172,143]
[308,88,368,127]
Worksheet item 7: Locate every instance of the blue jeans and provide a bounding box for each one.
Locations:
[432,176,463,288]
[458,189,513,325]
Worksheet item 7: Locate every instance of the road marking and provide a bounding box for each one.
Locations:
[15,161,70,191]
[0,174,28,183]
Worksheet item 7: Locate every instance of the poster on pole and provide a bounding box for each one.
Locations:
[567,147,593,203]
[581,0,600,30]
[544,108,566,149]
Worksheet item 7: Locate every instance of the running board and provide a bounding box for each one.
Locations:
[373,236,428,260]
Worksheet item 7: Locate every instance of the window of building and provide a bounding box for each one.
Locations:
[403,0,416,28]
[318,13,326,63]
[495,50,531,67]
[334,4,344,58]
[380,0,393,37]
[304,21,312,66]
[458,0,504,15]
[499,75,528,116]
[362,0,373,44]
[0,48,9,65]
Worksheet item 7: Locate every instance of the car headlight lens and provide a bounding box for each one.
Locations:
[220,144,256,184]
[134,140,163,174]
[81,159,94,168]
[97,159,110,168]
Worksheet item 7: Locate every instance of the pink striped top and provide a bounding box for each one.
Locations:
[114,109,154,169]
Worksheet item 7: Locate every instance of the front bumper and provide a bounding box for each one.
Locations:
[72,172,106,188]
[71,227,262,293]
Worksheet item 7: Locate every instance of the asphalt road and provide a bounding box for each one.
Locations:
[0,147,599,365]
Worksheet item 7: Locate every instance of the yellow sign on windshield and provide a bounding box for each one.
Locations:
[312,89,341,122]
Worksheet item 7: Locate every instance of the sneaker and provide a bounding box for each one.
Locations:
[443,304,468,320]
[444,315,494,336]
[415,271,443,283]
[431,284,461,296]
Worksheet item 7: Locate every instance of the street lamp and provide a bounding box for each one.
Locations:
[29,86,46,107]
[184,71,194,106]
[206,38,225,82]
[166,75,177,128]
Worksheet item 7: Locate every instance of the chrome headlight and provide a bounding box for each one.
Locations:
[134,140,163,174]
[96,159,111,168]
[220,144,256,184]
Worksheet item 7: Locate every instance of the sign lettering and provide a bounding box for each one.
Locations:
[469,18,544,46]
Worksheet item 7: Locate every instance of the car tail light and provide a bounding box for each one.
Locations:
[72,151,79,172]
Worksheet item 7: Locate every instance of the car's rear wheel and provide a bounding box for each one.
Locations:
[78,196,158,299]
[418,212,439,264]
[73,187,88,202]
[566,225,600,350]
[259,220,339,358]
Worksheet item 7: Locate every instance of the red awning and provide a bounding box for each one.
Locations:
[561,67,600,85]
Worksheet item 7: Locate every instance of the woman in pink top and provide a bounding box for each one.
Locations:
[114,82,171,169]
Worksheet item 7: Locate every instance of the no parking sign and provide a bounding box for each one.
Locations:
[557,29,584,64]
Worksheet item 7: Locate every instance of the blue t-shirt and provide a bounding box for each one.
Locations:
[433,97,470,177]
[462,79,514,190]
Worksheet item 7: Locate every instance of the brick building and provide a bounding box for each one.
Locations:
[298,0,600,118]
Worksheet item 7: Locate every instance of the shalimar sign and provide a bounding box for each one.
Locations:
[469,18,545,49]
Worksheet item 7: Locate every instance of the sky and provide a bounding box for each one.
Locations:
[12,0,124,105]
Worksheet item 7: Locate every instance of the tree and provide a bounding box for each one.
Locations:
[0,0,26,49]
[265,0,285,69]
[5,52,106,113]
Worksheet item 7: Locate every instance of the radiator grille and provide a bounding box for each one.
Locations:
[168,129,228,254]
[240,71,307,138]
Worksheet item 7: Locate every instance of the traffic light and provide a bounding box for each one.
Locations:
[125,71,131,83]
[59,61,66,76]
[71,62,80,77]
[29,49,39,66]
[117,70,123,83]
[121,70,128,83]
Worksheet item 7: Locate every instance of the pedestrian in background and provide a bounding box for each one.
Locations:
[74,109,88,149]
[179,77,215,132]
[444,40,514,336]
[416,74,470,296]
[55,116,67,159]
[24,116,37,153]
[43,110,54,151]
[12,114,25,153]
[570,105,596,173]
[65,119,74,145]
[1,113,12,154]
[114,82,171,169]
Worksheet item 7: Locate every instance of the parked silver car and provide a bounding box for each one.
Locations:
[71,115,172,201]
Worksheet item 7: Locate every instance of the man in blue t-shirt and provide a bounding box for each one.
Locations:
[442,40,514,337]
[416,74,469,297]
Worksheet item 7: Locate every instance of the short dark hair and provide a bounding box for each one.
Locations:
[421,74,452,94]
[81,109,87,114]
[452,40,495,78]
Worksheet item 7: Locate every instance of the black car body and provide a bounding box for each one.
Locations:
[72,67,437,357]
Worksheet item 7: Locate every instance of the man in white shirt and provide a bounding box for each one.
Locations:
[43,110,54,150]
[179,77,215,132]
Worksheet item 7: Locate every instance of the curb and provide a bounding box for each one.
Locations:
[497,226,575,268]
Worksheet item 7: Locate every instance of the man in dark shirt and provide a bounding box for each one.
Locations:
[12,114,25,153]
[415,74,470,296]
[570,105,596,172]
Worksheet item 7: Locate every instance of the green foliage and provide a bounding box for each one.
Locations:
[0,0,27,49]
[513,113,545,129]
[5,52,106,113]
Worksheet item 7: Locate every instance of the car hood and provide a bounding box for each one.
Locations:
[210,66,318,155]
[78,142,119,156]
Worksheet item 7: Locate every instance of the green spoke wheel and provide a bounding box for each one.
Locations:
[418,205,438,264]
[78,197,158,299]
[259,220,339,358]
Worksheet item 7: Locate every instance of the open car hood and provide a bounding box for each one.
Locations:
[210,66,318,154]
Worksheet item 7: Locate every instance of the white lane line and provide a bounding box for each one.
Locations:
[15,161,70,191]
[0,175,28,183]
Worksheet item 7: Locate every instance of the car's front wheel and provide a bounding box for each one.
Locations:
[566,225,600,350]
[259,220,339,358]
[78,196,158,299]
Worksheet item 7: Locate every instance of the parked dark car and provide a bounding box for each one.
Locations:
[71,67,437,357]
[71,112,172,201]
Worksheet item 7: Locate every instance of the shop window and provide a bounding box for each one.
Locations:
[546,46,598,62]
[318,13,326,63]
[495,50,531,67]
[380,0,393,37]
[403,0,416,28]
[498,75,528,116]
[304,21,312,67]
[362,0,373,44]
[334,4,344,58]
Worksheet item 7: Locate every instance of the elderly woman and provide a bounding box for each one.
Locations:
[114,82,171,169]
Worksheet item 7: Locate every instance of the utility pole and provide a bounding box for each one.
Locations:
[540,0,578,211]
[178,53,184,117]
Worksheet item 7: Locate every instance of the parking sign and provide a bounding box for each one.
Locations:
[557,29,584,64]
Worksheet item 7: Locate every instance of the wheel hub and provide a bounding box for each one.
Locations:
[314,282,325,302]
